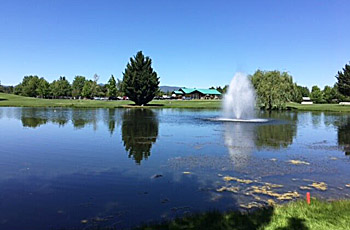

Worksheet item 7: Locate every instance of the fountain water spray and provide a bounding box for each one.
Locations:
[223,73,256,119]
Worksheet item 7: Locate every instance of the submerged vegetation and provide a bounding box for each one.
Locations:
[134,199,350,230]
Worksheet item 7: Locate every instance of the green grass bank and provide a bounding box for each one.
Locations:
[136,199,350,230]
[2,93,350,112]
[287,102,350,112]
[0,93,221,109]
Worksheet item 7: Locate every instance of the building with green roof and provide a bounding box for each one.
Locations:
[172,87,222,99]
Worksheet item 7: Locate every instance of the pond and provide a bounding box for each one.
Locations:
[0,107,350,229]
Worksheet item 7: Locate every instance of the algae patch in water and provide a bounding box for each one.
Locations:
[239,202,263,209]
[223,176,255,184]
[300,186,312,190]
[216,186,240,193]
[310,182,327,191]
[263,182,284,188]
[287,160,310,165]
[249,185,300,200]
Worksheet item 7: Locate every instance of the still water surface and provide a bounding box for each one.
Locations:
[0,107,350,229]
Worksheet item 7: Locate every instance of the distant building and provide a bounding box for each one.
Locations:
[172,90,184,99]
[301,97,313,105]
[173,88,222,99]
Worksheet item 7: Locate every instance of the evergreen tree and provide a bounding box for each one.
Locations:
[122,51,159,105]
[336,62,350,97]
[107,75,117,98]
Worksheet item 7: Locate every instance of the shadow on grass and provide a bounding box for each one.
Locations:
[276,217,308,230]
[124,104,165,107]
[135,207,275,230]
[0,98,8,101]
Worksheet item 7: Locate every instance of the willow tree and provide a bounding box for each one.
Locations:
[250,70,298,110]
[122,51,159,105]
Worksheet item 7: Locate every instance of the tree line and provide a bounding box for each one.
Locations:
[252,63,350,109]
[4,51,160,105]
[1,51,349,109]
[206,62,350,110]
[11,74,122,99]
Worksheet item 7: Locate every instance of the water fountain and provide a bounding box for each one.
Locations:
[213,73,267,123]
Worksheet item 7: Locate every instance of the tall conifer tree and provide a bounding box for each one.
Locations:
[122,51,159,105]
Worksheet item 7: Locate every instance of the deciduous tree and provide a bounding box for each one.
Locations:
[250,70,298,110]
[310,85,324,103]
[72,76,86,98]
[36,78,50,98]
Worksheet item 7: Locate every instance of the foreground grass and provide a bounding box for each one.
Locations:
[0,93,221,109]
[287,102,350,112]
[136,199,350,230]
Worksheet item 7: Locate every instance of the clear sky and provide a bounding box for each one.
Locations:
[0,0,349,88]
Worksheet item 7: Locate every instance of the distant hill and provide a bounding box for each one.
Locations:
[160,86,182,93]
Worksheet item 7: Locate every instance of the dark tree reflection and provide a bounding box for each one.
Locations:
[71,109,97,129]
[21,108,48,128]
[255,112,298,149]
[108,109,116,135]
[121,109,159,164]
[50,110,69,127]
[337,117,350,155]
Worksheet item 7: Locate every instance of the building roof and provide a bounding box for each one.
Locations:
[196,89,221,95]
[173,90,183,94]
[180,88,197,94]
[179,88,221,95]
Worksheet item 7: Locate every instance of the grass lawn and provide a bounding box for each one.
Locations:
[136,199,350,230]
[287,102,350,112]
[0,93,222,109]
[3,93,350,112]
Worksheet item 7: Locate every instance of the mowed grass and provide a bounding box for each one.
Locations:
[0,93,222,109]
[136,199,350,230]
[287,102,350,112]
[3,93,350,112]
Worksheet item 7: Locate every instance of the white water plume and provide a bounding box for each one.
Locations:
[223,73,256,119]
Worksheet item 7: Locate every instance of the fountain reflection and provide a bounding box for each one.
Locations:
[224,122,256,169]
[224,112,298,169]
[121,109,159,164]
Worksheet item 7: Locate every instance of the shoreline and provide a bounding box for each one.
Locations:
[0,93,222,109]
[134,199,350,230]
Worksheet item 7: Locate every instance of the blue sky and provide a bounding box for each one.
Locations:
[0,0,349,88]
